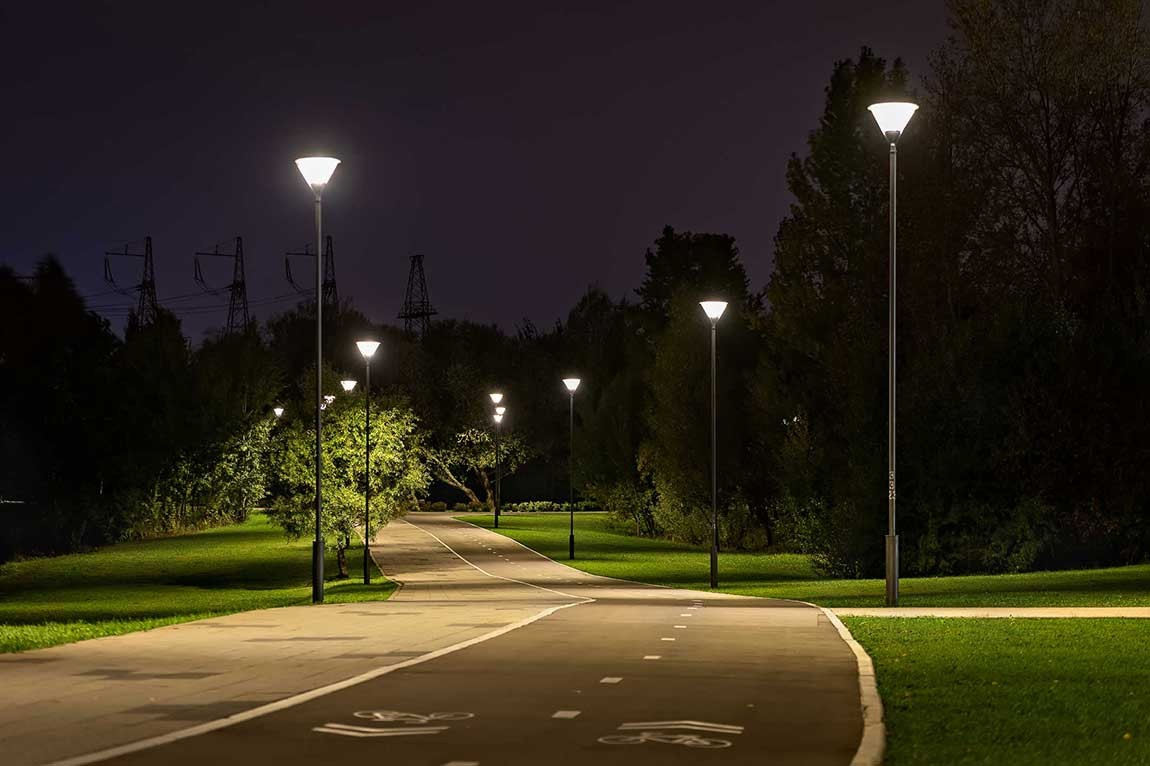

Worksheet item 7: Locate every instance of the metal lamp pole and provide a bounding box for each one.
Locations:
[356,341,380,584]
[867,102,917,608]
[489,393,505,527]
[562,378,581,560]
[295,156,340,605]
[699,302,727,589]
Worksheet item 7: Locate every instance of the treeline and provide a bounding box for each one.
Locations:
[4,0,1149,578]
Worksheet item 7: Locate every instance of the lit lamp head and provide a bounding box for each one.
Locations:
[294,157,341,197]
[273,406,285,418]
[867,101,918,144]
[356,340,381,360]
[700,300,728,323]
[493,412,504,424]
[562,377,581,394]
[489,392,503,405]
[495,405,506,416]
[340,379,357,393]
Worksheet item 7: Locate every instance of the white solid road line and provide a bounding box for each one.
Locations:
[552,710,581,719]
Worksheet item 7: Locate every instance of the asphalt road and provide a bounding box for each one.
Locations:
[99,514,864,766]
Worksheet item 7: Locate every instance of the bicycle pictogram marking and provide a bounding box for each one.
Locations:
[598,731,732,748]
[353,710,475,725]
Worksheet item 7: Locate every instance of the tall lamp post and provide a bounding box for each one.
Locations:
[867,101,917,608]
[562,377,581,560]
[488,393,504,527]
[699,301,727,589]
[295,156,341,605]
[494,405,506,528]
[356,340,381,584]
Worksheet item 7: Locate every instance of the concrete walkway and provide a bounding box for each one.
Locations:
[834,607,1150,618]
[2,515,871,766]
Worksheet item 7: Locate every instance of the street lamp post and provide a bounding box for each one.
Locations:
[488,393,503,527]
[699,301,727,589]
[867,101,917,608]
[295,156,341,605]
[356,340,381,585]
[562,378,581,560]
[494,405,506,528]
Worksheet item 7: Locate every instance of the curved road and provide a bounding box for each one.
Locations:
[58,514,866,766]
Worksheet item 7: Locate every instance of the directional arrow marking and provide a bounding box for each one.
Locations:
[313,724,449,738]
[616,721,744,734]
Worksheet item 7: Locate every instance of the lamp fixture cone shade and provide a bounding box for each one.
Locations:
[340,379,357,392]
[356,340,381,359]
[295,157,341,189]
[489,392,503,404]
[493,413,504,423]
[867,102,918,140]
[562,378,581,393]
[700,301,728,321]
[273,407,284,418]
[495,406,506,416]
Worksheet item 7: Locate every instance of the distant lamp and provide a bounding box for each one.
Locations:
[273,406,285,418]
[495,405,506,416]
[356,340,381,359]
[493,412,504,424]
[341,379,357,393]
[699,301,728,322]
[489,392,504,404]
[295,157,341,193]
[867,102,918,143]
[562,378,581,393]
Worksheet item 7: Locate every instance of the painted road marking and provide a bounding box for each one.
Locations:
[643,655,661,660]
[598,732,731,748]
[600,677,623,684]
[552,710,581,719]
[618,720,744,734]
[314,724,448,738]
[680,613,692,617]
[661,637,676,641]
[441,761,479,765]
[673,625,687,628]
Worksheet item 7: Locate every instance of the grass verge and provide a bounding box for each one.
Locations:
[463,512,1150,607]
[844,617,1150,765]
[0,513,393,653]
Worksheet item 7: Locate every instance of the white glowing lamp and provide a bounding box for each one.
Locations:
[295,157,341,192]
[493,412,504,424]
[700,300,728,321]
[356,340,380,359]
[489,392,503,404]
[273,406,284,418]
[495,405,506,416]
[340,379,357,393]
[867,102,918,142]
[562,378,581,393]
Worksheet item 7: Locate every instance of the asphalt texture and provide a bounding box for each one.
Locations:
[98,514,864,766]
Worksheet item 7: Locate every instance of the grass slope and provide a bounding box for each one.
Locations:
[844,617,1150,765]
[465,512,1150,606]
[0,513,392,653]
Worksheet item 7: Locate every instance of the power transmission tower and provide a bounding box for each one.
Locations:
[398,254,437,336]
[285,235,337,314]
[194,236,249,334]
[104,236,159,324]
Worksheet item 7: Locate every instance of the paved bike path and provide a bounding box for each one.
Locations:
[88,514,866,766]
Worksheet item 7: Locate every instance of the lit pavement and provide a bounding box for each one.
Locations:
[9,514,867,766]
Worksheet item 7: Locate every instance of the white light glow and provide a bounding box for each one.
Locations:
[493,413,504,424]
[295,157,340,189]
[562,378,581,393]
[340,380,357,393]
[356,340,381,359]
[700,301,728,321]
[495,406,506,416]
[867,102,918,139]
[273,407,284,418]
[489,392,504,404]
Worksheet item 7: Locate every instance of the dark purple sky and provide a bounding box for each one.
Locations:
[3,0,949,339]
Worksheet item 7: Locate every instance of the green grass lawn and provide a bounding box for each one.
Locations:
[465,512,1150,607]
[844,617,1150,765]
[0,513,392,653]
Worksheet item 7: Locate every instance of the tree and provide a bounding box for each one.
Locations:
[427,428,531,509]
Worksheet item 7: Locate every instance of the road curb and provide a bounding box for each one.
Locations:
[805,602,886,766]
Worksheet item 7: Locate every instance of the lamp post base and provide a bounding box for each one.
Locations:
[363,543,371,585]
[312,539,325,604]
[494,509,500,529]
[885,534,899,607]
[710,545,718,589]
[569,533,575,560]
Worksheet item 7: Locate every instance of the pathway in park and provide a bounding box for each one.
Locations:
[2,514,870,766]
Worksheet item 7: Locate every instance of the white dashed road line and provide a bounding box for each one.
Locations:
[551,710,581,719]
[643,655,661,660]
[600,677,623,684]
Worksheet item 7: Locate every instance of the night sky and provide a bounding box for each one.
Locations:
[4,1,948,339]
